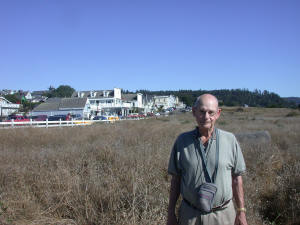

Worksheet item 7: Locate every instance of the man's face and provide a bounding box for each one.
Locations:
[192,97,221,130]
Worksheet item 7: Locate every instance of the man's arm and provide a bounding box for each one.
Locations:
[232,175,248,225]
[167,175,181,225]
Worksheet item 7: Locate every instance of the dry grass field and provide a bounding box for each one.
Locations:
[0,107,299,225]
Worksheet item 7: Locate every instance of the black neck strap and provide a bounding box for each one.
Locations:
[195,128,219,183]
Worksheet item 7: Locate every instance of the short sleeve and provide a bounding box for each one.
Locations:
[168,138,181,176]
[232,136,246,176]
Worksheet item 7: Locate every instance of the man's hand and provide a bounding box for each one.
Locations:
[232,175,248,225]
[166,175,181,225]
[235,212,248,225]
[166,212,178,225]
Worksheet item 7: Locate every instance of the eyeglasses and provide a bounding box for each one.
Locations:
[198,109,218,117]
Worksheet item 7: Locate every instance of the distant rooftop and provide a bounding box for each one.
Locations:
[33,98,88,112]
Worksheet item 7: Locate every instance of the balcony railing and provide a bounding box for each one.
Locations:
[0,103,20,108]
[89,103,124,109]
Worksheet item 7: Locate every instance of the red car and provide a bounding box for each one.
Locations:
[127,113,139,119]
[138,114,146,118]
[4,115,30,122]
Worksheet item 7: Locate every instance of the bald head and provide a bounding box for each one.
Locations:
[193,94,219,110]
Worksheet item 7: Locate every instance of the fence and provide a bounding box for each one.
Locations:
[0,117,145,129]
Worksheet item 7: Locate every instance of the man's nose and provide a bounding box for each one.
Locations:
[204,111,210,119]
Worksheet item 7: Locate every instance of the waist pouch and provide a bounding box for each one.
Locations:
[196,182,217,213]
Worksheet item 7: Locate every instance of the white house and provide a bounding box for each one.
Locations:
[23,91,32,101]
[72,88,123,116]
[32,98,91,119]
[121,93,146,114]
[31,91,48,103]
[72,88,152,116]
[140,94,155,113]
[0,97,20,118]
[153,95,178,110]
[0,90,16,95]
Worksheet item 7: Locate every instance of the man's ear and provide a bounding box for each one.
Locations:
[216,108,222,119]
[192,107,196,117]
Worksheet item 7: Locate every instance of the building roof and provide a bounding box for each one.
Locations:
[153,95,173,99]
[33,98,87,112]
[59,98,87,109]
[45,97,61,103]
[0,96,12,104]
[31,96,48,102]
[143,94,154,103]
[122,94,137,101]
[71,90,114,98]
[31,90,49,96]
[0,90,15,95]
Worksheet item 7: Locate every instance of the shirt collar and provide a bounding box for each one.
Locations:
[193,126,217,140]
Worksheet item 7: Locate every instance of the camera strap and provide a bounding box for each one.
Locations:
[195,128,220,183]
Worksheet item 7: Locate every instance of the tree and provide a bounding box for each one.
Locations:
[48,85,55,91]
[4,94,20,103]
[55,85,75,97]
[179,95,194,107]
[47,85,75,98]
[135,89,295,108]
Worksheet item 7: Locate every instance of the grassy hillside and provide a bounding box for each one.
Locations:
[0,107,299,225]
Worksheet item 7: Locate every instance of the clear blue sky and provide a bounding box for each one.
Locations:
[1,0,299,97]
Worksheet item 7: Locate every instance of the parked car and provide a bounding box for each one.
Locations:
[4,115,30,122]
[31,115,48,121]
[107,116,119,121]
[93,116,107,120]
[138,113,146,118]
[48,115,68,121]
[166,107,172,112]
[71,114,82,120]
[127,113,139,119]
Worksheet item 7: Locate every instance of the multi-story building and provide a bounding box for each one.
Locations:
[153,95,178,110]
[122,93,144,114]
[0,97,20,118]
[72,88,124,117]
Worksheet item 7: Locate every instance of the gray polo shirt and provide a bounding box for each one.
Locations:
[168,127,246,208]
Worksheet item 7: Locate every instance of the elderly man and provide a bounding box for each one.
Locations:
[167,94,247,225]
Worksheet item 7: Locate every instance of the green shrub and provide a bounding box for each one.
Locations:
[286,111,299,117]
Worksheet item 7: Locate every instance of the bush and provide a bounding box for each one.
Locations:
[259,162,300,225]
[286,111,299,117]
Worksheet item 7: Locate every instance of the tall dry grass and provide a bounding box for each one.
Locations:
[0,108,299,225]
